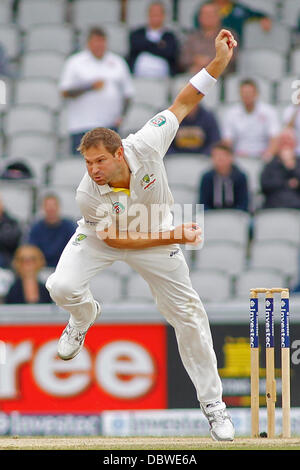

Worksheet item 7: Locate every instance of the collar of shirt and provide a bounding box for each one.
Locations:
[97,141,142,197]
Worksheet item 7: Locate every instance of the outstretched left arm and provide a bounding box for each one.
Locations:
[169,29,237,124]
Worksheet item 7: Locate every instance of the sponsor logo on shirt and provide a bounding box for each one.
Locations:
[112,201,125,214]
[149,115,166,127]
[169,248,180,258]
[72,233,87,245]
[141,173,156,190]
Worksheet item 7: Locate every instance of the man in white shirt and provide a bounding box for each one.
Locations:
[47,30,237,442]
[222,79,280,159]
[59,27,134,154]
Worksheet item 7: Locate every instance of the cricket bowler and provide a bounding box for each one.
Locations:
[46,29,237,441]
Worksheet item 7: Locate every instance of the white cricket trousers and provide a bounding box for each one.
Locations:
[46,228,223,405]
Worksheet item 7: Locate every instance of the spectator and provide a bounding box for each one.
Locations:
[128,1,179,77]
[27,194,77,268]
[0,43,11,77]
[180,2,237,74]
[260,128,300,209]
[168,103,221,155]
[59,26,134,155]
[222,79,280,160]
[0,195,22,268]
[195,0,272,44]
[199,142,249,211]
[5,244,52,304]
[282,98,300,158]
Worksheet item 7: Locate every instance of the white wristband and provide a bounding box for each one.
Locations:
[189,68,217,95]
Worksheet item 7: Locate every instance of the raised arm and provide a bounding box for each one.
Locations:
[169,29,237,124]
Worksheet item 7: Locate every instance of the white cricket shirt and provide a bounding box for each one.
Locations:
[75,109,179,235]
[59,50,134,133]
[222,101,280,158]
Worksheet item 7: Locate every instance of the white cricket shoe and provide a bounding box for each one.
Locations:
[201,401,235,442]
[58,302,101,360]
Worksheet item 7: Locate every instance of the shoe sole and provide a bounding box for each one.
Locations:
[211,430,234,442]
[58,303,101,361]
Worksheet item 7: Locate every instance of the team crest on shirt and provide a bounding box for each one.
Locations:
[141,173,156,190]
[112,201,125,214]
[149,115,166,127]
[72,233,87,245]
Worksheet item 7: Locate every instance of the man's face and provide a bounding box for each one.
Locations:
[88,34,107,59]
[43,197,60,223]
[198,4,220,30]
[240,84,258,108]
[212,148,233,176]
[84,143,123,186]
[148,3,165,29]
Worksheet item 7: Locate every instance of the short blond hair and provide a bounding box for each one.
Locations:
[77,127,122,155]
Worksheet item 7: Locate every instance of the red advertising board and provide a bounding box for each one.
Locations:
[0,324,167,412]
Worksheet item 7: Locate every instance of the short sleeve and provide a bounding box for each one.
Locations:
[133,109,179,158]
[59,57,79,91]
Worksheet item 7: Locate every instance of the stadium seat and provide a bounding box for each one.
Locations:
[18,0,65,31]
[238,0,278,16]
[119,104,156,137]
[190,269,233,302]
[126,0,173,28]
[15,78,62,112]
[290,48,300,76]
[48,159,86,187]
[171,74,221,110]
[0,0,12,24]
[72,0,121,31]
[25,24,75,55]
[0,181,35,224]
[193,240,247,277]
[126,273,154,302]
[253,209,300,246]
[280,0,300,28]
[276,75,299,105]
[3,105,55,135]
[203,209,251,247]
[237,49,286,82]
[6,132,57,160]
[243,21,291,54]
[250,240,299,282]
[177,0,206,29]
[235,157,263,195]
[170,184,198,205]
[89,271,124,303]
[20,51,65,80]
[234,268,288,299]
[132,77,170,108]
[0,24,20,60]
[164,154,211,190]
[223,74,273,104]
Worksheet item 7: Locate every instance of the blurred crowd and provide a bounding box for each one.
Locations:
[1,0,300,303]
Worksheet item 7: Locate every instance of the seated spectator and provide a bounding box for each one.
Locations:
[260,128,300,209]
[0,195,22,268]
[199,141,249,211]
[195,0,272,44]
[128,1,179,77]
[168,103,221,155]
[222,79,280,160]
[5,244,52,304]
[180,2,237,74]
[0,43,11,77]
[59,26,134,155]
[26,194,77,268]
